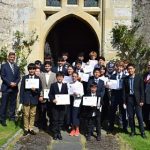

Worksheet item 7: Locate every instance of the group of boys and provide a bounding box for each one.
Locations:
[0,51,149,141]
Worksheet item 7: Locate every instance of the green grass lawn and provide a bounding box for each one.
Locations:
[119,128,150,150]
[0,120,20,147]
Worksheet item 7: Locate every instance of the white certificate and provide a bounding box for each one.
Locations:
[89,60,98,67]
[83,96,97,107]
[106,80,119,89]
[78,72,90,82]
[99,77,109,85]
[63,76,72,83]
[44,89,49,99]
[83,65,93,73]
[55,94,70,105]
[25,79,39,89]
[73,99,81,107]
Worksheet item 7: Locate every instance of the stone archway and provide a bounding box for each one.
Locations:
[45,15,100,63]
[41,10,101,62]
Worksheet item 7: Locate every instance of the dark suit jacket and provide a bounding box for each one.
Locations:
[49,82,68,103]
[52,66,67,75]
[20,75,42,105]
[1,62,20,92]
[123,74,145,105]
[87,77,105,98]
[80,93,102,118]
[143,72,150,104]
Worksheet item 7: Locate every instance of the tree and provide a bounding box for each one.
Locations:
[111,22,150,73]
[0,30,38,74]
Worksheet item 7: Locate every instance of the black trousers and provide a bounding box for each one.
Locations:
[127,96,145,133]
[87,113,101,136]
[51,105,65,135]
[109,91,128,130]
[143,104,150,129]
[37,102,47,129]
[0,91,17,122]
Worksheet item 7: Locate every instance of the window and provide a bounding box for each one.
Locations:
[68,0,78,5]
[84,0,99,7]
[46,0,61,7]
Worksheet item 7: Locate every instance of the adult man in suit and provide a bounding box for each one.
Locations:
[143,61,150,130]
[123,63,146,138]
[87,68,105,98]
[49,72,68,140]
[0,52,20,126]
[39,61,56,130]
[108,61,128,133]
[52,57,68,75]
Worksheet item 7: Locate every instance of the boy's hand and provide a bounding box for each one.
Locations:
[123,104,127,109]
[39,96,43,102]
[53,99,57,104]
[139,102,144,107]
[31,87,36,91]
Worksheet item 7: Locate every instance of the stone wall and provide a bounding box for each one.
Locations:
[0,0,15,47]
[0,0,34,50]
[132,0,150,45]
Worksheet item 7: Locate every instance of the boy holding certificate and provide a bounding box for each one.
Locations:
[20,63,42,136]
[49,72,68,140]
[81,82,102,141]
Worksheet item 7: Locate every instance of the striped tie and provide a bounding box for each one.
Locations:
[11,63,15,74]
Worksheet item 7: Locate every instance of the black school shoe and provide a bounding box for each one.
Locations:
[96,135,101,141]
[23,130,29,136]
[53,134,58,140]
[57,134,63,140]
[29,130,36,135]
[0,120,7,127]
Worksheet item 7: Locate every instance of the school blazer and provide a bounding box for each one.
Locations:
[51,66,68,75]
[80,93,102,118]
[1,62,20,92]
[123,74,145,105]
[39,72,56,97]
[49,82,68,103]
[20,75,42,105]
[87,77,105,98]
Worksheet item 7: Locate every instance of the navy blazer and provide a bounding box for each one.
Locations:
[20,75,42,105]
[123,74,145,105]
[52,66,68,75]
[1,62,20,92]
[80,93,102,118]
[49,82,68,103]
[87,77,105,98]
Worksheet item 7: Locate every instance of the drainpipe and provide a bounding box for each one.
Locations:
[101,0,105,57]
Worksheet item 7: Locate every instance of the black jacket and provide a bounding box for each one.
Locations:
[123,74,144,105]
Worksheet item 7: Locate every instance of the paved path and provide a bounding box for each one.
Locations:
[51,131,83,150]
[13,130,120,150]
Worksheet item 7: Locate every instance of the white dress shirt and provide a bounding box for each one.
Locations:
[57,82,62,92]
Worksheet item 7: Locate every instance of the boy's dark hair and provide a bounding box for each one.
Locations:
[90,82,98,88]
[62,52,69,57]
[127,63,135,69]
[28,63,36,70]
[75,60,82,65]
[44,61,52,66]
[72,72,79,76]
[8,52,15,56]
[78,52,84,57]
[35,60,42,66]
[98,56,105,61]
[93,68,100,73]
[57,57,65,62]
[56,71,64,77]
